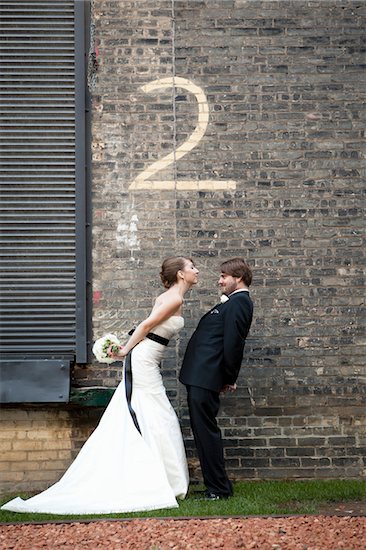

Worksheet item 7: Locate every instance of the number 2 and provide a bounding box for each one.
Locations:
[129,76,236,191]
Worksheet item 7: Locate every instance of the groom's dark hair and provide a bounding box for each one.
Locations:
[220,257,252,287]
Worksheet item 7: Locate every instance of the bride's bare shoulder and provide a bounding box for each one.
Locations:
[154,289,183,308]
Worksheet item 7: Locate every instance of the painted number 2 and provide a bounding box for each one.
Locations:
[129,77,236,191]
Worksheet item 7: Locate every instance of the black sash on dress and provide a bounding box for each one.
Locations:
[124,351,141,434]
[128,328,169,347]
[124,330,170,434]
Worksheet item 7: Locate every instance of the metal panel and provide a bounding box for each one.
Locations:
[1,359,70,403]
[74,0,88,363]
[0,0,88,400]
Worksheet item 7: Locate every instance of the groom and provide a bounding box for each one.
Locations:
[179,257,253,500]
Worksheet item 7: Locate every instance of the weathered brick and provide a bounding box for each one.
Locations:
[3,0,365,494]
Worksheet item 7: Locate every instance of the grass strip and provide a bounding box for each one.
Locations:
[1,480,365,523]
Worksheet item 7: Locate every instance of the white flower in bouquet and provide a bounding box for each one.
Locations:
[92,333,121,364]
[220,294,229,303]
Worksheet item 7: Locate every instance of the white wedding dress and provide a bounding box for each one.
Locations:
[1,316,189,515]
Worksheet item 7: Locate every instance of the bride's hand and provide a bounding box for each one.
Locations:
[107,345,127,359]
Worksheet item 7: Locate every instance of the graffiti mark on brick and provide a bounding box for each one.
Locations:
[116,214,140,249]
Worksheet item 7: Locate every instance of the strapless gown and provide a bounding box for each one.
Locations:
[1,316,189,514]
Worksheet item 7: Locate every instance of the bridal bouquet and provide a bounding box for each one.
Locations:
[92,333,121,364]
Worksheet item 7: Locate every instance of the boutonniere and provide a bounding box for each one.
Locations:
[220,294,229,303]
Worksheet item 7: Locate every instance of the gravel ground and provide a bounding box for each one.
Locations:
[1,515,366,550]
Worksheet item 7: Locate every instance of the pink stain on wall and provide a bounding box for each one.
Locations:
[93,290,101,305]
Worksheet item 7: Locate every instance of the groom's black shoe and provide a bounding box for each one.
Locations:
[193,490,230,500]
[205,491,230,501]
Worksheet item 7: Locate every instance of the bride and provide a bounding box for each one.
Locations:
[2,256,199,515]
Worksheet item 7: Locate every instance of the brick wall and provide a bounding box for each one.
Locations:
[88,0,365,481]
[0,407,103,495]
[2,0,364,495]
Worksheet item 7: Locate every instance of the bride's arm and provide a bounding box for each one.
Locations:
[113,295,182,357]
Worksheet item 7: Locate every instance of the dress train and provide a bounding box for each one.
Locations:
[1,316,188,514]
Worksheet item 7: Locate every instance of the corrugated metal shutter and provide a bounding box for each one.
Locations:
[0,0,88,402]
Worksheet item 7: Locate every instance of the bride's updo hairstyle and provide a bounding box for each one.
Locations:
[160,256,192,289]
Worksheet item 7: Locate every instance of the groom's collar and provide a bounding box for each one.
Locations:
[228,288,249,297]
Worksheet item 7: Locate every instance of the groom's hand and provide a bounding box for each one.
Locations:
[221,383,237,394]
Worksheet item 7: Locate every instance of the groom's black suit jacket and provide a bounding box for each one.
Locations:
[179,291,253,393]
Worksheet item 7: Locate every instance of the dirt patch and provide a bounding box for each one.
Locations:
[1,515,366,550]
[316,500,366,516]
[276,500,366,517]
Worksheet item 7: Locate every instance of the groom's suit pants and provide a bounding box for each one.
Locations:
[186,385,233,496]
